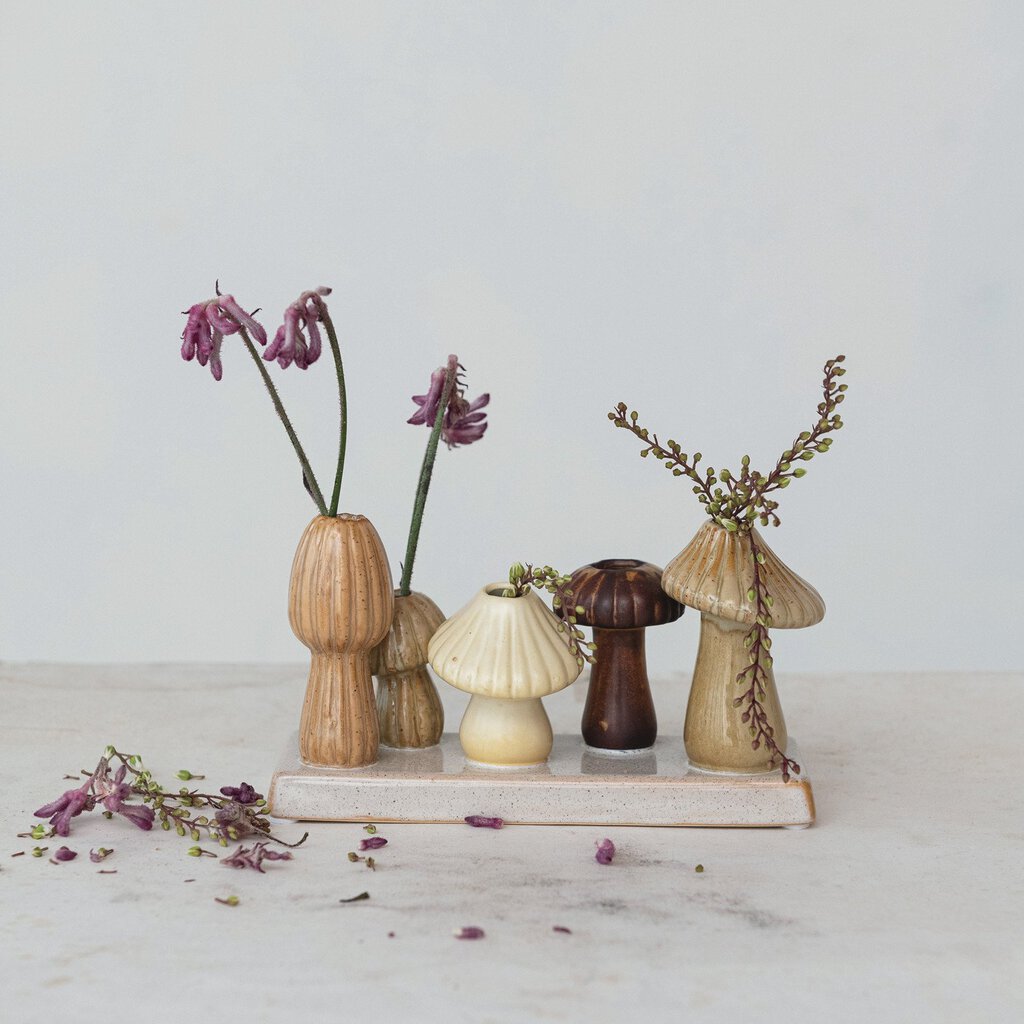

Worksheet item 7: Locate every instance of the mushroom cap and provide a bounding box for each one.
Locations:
[661,521,825,629]
[569,559,683,629]
[370,590,446,675]
[427,584,582,699]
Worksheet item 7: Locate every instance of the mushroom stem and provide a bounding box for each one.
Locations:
[376,666,444,748]
[582,627,657,750]
[299,652,380,768]
[685,612,788,774]
[460,695,553,767]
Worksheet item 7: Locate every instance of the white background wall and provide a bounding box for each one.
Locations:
[1,1,1020,678]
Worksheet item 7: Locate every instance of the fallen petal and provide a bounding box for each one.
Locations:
[464,815,503,829]
[595,838,615,865]
[358,837,388,851]
[454,926,485,940]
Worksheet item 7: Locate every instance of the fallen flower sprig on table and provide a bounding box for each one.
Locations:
[31,747,307,850]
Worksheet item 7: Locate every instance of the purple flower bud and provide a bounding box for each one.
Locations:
[408,366,448,426]
[117,802,155,831]
[464,815,503,829]
[35,784,92,837]
[53,846,77,862]
[218,295,267,346]
[443,392,489,448]
[408,355,489,448]
[595,838,615,865]
[89,848,113,863]
[181,293,266,380]
[358,836,388,851]
[222,841,293,873]
[266,288,331,370]
[219,783,261,805]
[454,926,485,940]
[261,848,293,862]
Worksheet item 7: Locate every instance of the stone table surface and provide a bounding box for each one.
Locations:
[0,664,1020,1023]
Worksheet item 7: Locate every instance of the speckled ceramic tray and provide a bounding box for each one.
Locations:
[268,734,814,828]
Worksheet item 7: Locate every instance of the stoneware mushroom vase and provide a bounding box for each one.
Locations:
[662,522,824,773]
[570,559,683,752]
[370,591,446,748]
[289,514,394,769]
[427,584,582,767]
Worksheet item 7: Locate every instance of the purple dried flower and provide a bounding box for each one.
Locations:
[358,836,388,851]
[94,764,154,831]
[34,783,93,837]
[408,354,489,448]
[454,926,485,940]
[89,848,113,863]
[219,783,261,805]
[181,294,267,381]
[264,287,332,370]
[443,392,489,448]
[464,815,503,829]
[52,846,78,862]
[408,365,448,426]
[117,803,156,831]
[222,842,293,873]
[595,838,616,865]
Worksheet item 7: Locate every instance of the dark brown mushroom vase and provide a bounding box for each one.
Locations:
[570,559,683,751]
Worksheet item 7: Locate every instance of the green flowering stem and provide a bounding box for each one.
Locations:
[733,530,801,780]
[321,310,348,518]
[504,563,597,669]
[398,366,458,597]
[609,355,847,531]
[240,329,328,516]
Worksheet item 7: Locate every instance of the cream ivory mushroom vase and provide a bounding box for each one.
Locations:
[289,515,395,769]
[370,591,446,748]
[427,584,582,767]
[662,521,824,774]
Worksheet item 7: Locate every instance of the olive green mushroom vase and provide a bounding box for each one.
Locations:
[662,522,824,774]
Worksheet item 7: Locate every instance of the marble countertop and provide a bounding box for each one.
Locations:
[1,664,1020,1023]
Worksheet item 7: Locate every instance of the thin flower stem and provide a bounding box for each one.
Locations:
[321,311,347,518]
[398,367,458,596]
[240,329,328,516]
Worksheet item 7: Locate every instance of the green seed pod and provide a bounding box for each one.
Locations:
[793,468,807,477]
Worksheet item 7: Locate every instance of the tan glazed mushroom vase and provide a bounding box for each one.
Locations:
[289,515,394,769]
[370,591,446,748]
[428,584,582,767]
[662,521,824,774]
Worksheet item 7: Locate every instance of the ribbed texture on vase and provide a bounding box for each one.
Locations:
[662,522,824,629]
[428,585,582,699]
[570,559,682,628]
[376,666,445,748]
[370,591,445,675]
[289,515,394,652]
[299,652,380,767]
[289,515,393,769]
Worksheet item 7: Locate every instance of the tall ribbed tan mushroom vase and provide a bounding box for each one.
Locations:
[289,515,394,768]
[662,521,824,774]
[370,591,446,748]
